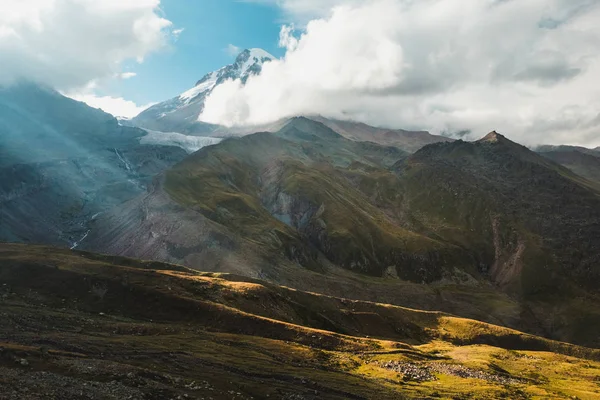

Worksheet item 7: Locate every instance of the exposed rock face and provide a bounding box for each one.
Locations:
[489,216,526,287]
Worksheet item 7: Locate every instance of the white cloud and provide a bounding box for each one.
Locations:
[172,28,184,40]
[0,0,175,91]
[67,93,154,119]
[120,72,137,80]
[226,44,242,56]
[204,0,600,147]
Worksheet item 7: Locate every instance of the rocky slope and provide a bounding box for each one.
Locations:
[84,119,600,347]
[132,48,274,134]
[0,83,200,247]
[1,243,599,399]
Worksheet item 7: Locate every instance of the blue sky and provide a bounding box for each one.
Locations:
[104,0,285,105]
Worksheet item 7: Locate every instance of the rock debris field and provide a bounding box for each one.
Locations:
[379,361,527,385]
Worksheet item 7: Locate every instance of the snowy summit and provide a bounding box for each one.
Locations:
[132,48,274,133]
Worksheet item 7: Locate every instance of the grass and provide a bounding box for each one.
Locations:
[1,243,600,399]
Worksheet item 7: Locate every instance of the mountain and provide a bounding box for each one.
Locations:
[536,144,600,186]
[310,115,454,152]
[398,131,600,295]
[130,48,452,154]
[2,242,599,399]
[132,48,274,134]
[205,114,453,154]
[0,82,199,247]
[84,119,600,347]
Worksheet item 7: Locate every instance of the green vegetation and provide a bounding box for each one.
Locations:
[1,243,599,399]
[160,118,600,348]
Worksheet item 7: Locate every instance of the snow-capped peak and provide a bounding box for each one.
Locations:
[133,48,274,130]
[179,71,218,102]
[236,48,275,75]
[177,48,274,105]
[249,48,275,60]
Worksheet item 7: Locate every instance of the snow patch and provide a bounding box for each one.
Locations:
[179,72,218,103]
[140,130,222,153]
[240,48,275,75]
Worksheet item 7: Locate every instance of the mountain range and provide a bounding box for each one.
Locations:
[1,48,600,399]
[80,116,600,348]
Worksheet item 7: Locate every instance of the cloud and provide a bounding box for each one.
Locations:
[66,93,154,119]
[120,72,137,80]
[203,0,600,147]
[226,44,242,56]
[172,28,184,40]
[0,0,174,91]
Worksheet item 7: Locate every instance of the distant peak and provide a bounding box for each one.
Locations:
[479,130,506,143]
[235,48,274,64]
[249,48,275,60]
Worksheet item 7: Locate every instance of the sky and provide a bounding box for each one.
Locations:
[0,0,285,117]
[1,0,600,147]
[93,0,285,111]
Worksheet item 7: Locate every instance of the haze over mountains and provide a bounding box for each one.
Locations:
[0,83,183,247]
[2,47,600,399]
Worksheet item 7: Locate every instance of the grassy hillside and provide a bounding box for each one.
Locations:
[2,243,600,399]
[397,133,600,294]
[164,118,464,281]
[81,118,600,350]
[164,120,600,291]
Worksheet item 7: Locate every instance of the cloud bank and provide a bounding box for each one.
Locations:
[0,0,176,117]
[203,0,600,146]
[0,0,173,90]
[67,94,155,119]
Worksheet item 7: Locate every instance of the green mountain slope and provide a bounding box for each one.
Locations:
[396,132,600,294]
[164,118,463,281]
[2,243,600,399]
[85,120,600,348]
[536,145,600,186]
